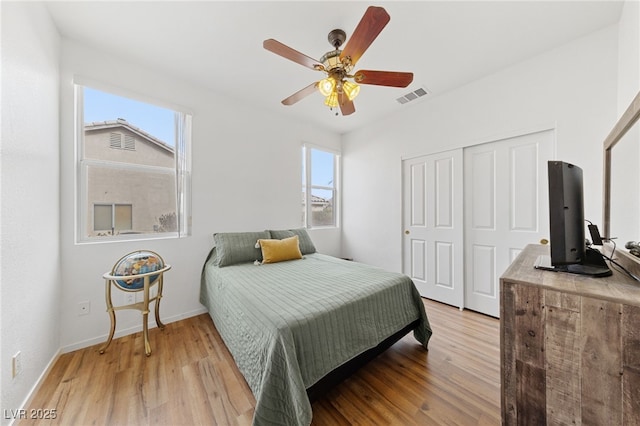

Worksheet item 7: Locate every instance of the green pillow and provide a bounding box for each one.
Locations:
[213,231,271,267]
[268,228,316,255]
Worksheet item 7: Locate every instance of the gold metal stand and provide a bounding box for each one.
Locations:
[99,265,171,356]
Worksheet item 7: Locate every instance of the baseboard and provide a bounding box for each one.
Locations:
[61,306,208,353]
[9,348,62,426]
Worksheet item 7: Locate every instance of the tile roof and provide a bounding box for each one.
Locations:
[84,118,174,153]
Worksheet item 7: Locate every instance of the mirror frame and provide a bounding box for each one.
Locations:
[603,90,640,239]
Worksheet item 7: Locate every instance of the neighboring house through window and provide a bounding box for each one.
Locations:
[302,144,340,228]
[76,84,192,242]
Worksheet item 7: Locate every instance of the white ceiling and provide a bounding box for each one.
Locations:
[45,1,624,134]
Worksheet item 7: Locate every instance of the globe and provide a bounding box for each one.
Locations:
[112,251,164,290]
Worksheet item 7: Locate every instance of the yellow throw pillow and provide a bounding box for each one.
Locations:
[257,235,303,264]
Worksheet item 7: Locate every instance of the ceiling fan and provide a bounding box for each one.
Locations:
[263,6,413,116]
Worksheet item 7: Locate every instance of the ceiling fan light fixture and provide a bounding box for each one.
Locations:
[342,80,360,101]
[318,78,336,96]
[324,92,339,108]
[320,50,345,72]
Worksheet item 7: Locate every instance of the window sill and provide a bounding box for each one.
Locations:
[76,232,188,245]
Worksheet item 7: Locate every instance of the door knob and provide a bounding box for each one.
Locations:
[405,230,410,235]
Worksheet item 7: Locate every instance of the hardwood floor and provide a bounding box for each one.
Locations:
[19,299,500,425]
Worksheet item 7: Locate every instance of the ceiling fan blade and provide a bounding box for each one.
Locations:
[339,96,356,116]
[340,6,390,67]
[282,82,319,106]
[353,70,414,88]
[264,39,324,71]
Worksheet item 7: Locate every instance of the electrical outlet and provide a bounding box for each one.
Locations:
[124,293,136,305]
[77,301,90,316]
[12,351,22,378]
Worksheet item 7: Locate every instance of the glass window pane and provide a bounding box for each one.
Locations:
[94,205,112,231]
[86,165,176,237]
[78,85,191,241]
[83,87,175,150]
[311,148,334,187]
[114,204,132,231]
[310,188,334,227]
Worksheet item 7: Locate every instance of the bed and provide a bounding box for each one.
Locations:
[200,229,432,426]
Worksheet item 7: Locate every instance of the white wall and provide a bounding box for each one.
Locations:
[341,25,619,273]
[617,0,640,110]
[58,40,341,352]
[1,2,61,422]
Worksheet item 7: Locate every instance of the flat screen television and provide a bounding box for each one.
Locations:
[534,160,611,277]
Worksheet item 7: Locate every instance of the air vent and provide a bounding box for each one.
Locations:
[396,86,430,105]
[109,132,121,149]
[124,135,136,151]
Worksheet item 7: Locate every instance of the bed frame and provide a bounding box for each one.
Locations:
[306,319,421,402]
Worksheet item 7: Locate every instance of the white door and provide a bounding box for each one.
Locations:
[464,130,553,316]
[402,149,464,308]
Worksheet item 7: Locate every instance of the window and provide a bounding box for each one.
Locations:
[302,145,340,228]
[76,84,192,242]
[94,203,132,233]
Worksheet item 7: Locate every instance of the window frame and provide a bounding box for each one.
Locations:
[74,81,192,244]
[302,143,341,229]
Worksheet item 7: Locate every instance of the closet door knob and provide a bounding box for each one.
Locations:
[405,230,410,235]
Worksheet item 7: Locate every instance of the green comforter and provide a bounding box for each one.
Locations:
[200,252,432,426]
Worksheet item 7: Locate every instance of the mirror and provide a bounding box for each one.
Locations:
[603,90,640,274]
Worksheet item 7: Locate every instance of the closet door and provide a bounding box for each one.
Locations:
[402,149,464,308]
[464,130,553,317]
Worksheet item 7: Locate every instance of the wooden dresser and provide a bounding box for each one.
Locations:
[500,244,640,425]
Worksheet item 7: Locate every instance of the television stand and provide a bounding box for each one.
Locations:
[502,244,640,425]
[534,247,612,277]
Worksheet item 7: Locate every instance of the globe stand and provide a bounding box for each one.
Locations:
[99,251,171,357]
